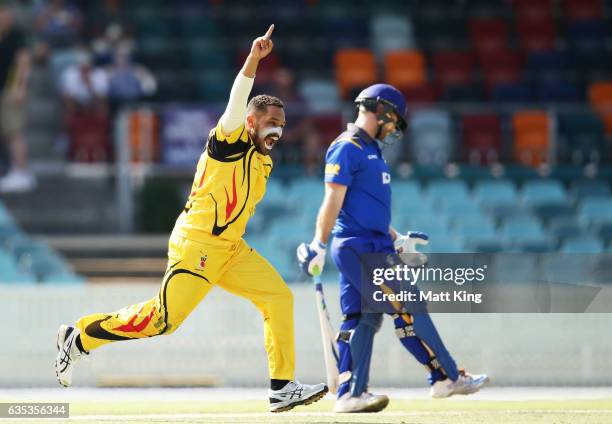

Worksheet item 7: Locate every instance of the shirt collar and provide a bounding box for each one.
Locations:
[347,123,377,145]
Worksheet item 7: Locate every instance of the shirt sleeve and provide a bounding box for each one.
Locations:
[324,140,363,186]
[206,121,250,160]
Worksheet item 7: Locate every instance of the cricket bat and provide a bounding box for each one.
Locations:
[313,274,339,394]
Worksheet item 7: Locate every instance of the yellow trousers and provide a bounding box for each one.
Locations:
[76,232,295,380]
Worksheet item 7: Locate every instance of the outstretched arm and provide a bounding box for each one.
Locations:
[220,24,275,136]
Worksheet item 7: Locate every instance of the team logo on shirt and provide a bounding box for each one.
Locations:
[197,253,208,270]
[325,163,341,176]
[382,172,391,184]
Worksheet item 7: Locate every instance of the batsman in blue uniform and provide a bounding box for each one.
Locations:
[297,84,489,413]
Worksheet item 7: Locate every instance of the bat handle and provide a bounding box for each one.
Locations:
[313,274,321,284]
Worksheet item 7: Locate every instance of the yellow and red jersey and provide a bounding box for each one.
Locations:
[173,121,272,242]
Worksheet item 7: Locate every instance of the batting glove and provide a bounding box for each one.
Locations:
[394,231,429,254]
[296,239,327,276]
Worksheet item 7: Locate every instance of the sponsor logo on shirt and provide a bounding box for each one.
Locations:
[382,172,391,184]
[325,163,341,176]
[368,154,378,160]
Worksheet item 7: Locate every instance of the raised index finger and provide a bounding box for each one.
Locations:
[263,24,275,39]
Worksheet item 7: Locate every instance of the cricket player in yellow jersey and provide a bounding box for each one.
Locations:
[55,25,328,412]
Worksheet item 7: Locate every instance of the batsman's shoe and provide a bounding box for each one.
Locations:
[269,381,328,412]
[430,370,490,399]
[55,325,88,387]
[334,391,390,413]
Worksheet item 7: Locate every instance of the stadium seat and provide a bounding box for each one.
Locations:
[384,50,426,90]
[512,110,551,166]
[513,0,554,23]
[422,236,464,254]
[462,236,505,253]
[566,19,607,53]
[401,83,438,105]
[526,51,573,84]
[440,200,483,218]
[516,19,557,52]
[561,236,604,253]
[480,50,522,90]
[392,181,422,206]
[439,83,485,103]
[288,178,325,206]
[299,79,341,113]
[454,220,497,239]
[474,180,519,210]
[500,215,544,238]
[334,49,377,99]
[511,234,556,252]
[557,112,605,164]
[432,51,474,92]
[563,0,604,20]
[461,114,502,164]
[570,180,611,199]
[178,11,218,38]
[521,180,572,219]
[536,80,582,103]
[548,216,584,241]
[0,251,31,284]
[416,13,467,51]
[469,18,508,56]
[196,70,234,102]
[490,82,533,103]
[578,197,612,226]
[409,109,454,166]
[427,180,470,202]
[588,81,612,135]
[371,14,415,54]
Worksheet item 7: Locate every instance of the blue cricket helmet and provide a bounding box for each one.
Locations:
[355,83,407,130]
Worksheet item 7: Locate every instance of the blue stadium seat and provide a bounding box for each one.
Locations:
[454,218,496,238]
[527,51,572,83]
[500,216,544,238]
[490,83,533,103]
[548,216,584,241]
[579,197,612,226]
[521,180,572,219]
[462,236,504,253]
[392,181,422,203]
[409,109,454,166]
[0,251,32,284]
[474,180,520,216]
[561,236,604,253]
[536,80,582,103]
[370,14,416,54]
[427,180,469,201]
[440,200,482,217]
[511,235,556,252]
[422,236,464,253]
[558,112,606,165]
[570,180,611,200]
[299,79,341,114]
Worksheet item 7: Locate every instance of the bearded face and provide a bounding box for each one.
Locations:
[246,105,286,155]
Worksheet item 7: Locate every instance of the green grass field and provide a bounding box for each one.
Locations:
[4,398,612,423]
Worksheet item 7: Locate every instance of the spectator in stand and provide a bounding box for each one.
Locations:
[60,49,110,161]
[34,0,82,49]
[60,49,108,114]
[108,43,156,107]
[0,2,34,193]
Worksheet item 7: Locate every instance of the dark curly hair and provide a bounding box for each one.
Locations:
[247,95,284,113]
